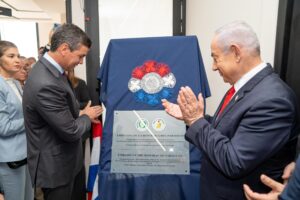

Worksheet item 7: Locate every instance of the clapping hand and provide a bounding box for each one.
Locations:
[162,99,183,120]
[177,86,204,126]
[162,86,204,126]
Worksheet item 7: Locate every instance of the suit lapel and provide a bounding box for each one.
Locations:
[61,74,74,92]
[211,91,227,125]
[40,57,61,79]
[40,57,79,116]
[213,64,274,127]
[13,80,23,96]
[40,57,74,93]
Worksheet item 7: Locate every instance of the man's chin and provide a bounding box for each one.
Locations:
[222,78,228,83]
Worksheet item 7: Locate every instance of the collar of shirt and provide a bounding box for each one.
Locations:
[43,52,64,74]
[2,77,22,102]
[234,62,267,94]
[3,77,14,81]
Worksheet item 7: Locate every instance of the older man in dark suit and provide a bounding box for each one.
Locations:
[23,24,102,200]
[162,21,299,200]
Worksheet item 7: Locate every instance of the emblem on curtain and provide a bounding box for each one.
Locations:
[128,60,176,106]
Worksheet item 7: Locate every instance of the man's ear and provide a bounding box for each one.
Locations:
[57,43,69,56]
[230,44,241,62]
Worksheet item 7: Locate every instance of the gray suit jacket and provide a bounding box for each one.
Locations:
[23,57,91,188]
[0,76,26,162]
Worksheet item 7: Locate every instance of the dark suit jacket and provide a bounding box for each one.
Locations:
[23,57,91,188]
[186,65,299,200]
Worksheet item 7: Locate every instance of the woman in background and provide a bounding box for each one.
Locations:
[68,69,90,109]
[14,56,30,88]
[0,40,33,200]
[27,57,36,68]
[67,69,91,200]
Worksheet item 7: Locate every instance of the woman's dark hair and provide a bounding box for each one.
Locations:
[67,69,79,88]
[0,40,17,57]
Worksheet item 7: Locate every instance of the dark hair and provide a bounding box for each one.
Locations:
[50,23,92,52]
[0,40,17,57]
[67,69,79,88]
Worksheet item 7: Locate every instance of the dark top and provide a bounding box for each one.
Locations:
[74,78,90,110]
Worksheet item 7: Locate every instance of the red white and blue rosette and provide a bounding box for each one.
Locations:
[128,60,176,106]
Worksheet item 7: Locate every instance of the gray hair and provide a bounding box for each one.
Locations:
[50,23,92,52]
[215,21,260,56]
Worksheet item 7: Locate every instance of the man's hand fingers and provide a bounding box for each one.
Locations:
[198,93,204,107]
[243,184,270,200]
[161,99,169,109]
[178,87,188,105]
[85,100,91,108]
[282,162,295,180]
[243,184,255,200]
[162,98,183,120]
[260,174,284,192]
[93,106,103,116]
[91,118,101,124]
[184,86,197,103]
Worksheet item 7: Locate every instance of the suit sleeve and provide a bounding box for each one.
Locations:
[36,84,91,142]
[204,114,213,123]
[186,97,297,178]
[0,90,25,137]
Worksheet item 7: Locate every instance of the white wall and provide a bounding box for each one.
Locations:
[38,22,54,49]
[0,21,38,59]
[99,0,173,63]
[71,0,87,81]
[98,0,173,122]
[186,0,279,115]
[70,0,91,184]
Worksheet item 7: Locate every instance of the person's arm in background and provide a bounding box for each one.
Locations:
[279,155,300,200]
[243,175,284,200]
[281,135,300,183]
[282,162,296,185]
[243,155,300,200]
[0,186,4,200]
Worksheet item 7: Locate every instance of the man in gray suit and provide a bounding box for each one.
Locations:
[23,24,103,200]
